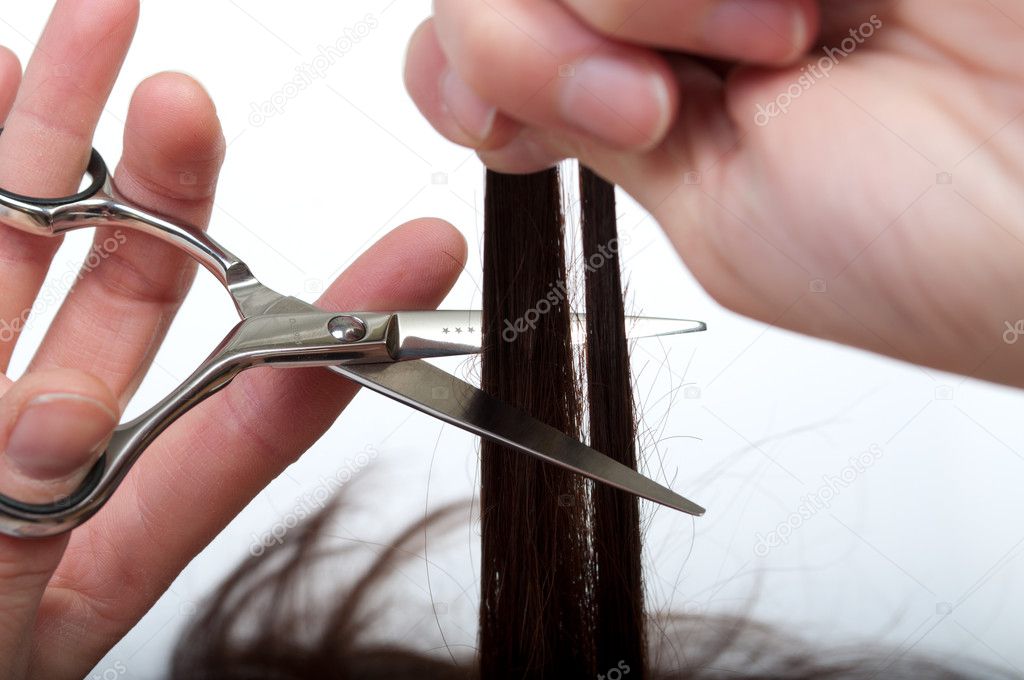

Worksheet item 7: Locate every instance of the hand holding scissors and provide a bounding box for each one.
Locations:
[0,2,473,677]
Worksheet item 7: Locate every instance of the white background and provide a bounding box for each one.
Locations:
[2,2,1024,678]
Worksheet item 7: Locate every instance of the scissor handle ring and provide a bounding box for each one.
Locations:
[0,457,107,516]
[0,127,109,206]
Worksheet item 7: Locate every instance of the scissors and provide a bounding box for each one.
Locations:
[0,140,707,538]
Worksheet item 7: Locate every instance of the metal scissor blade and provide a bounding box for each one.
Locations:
[386,310,706,361]
[623,315,707,339]
[331,361,705,516]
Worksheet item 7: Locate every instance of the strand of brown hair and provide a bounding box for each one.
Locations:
[581,166,647,679]
[480,169,596,679]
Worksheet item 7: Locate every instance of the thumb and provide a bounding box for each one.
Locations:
[0,368,118,678]
[0,369,118,506]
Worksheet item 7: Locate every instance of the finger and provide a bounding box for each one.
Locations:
[33,219,468,676]
[405,18,521,149]
[561,0,817,60]
[0,0,140,372]
[0,46,22,120]
[478,55,738,181]
[430,0,678,150]
[30,72,226,403]
[0,369,118,679]
[477,127,568,174]
[0,44,23,363]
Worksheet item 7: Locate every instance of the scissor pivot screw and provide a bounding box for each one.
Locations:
[328,315,367,343]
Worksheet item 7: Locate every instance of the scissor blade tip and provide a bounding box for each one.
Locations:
[625,316,707,340]
[674,499,706,516]
[660,319,707,337]
[646,485,705,516]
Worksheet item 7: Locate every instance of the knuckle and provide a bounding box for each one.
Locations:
[89,239,195,308]
[117,160,220,207]
[0,539,56,585]
[219,373,294,467]
[0,226,53,269]
[50,527,154,639]
[14,105,94,150]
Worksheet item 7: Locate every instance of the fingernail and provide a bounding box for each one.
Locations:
[5,394,115,482]
[440,69,497,143]
[703,0,807,61]
[558,57,671,149]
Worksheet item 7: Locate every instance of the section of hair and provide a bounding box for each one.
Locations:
[479,168,595,679]
[168,496,474,680]
[580,167,647,677]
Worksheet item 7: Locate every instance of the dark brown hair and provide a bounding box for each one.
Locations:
[581,167,647,677]
[479,167,595,678]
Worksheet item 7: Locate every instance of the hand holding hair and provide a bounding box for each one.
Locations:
[406,1,1024,387]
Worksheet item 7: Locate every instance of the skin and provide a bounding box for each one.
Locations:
[0,1,466,678]
[405,0,1024,387]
